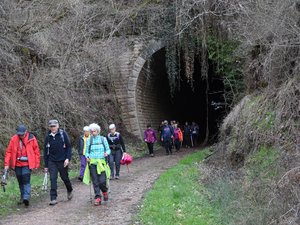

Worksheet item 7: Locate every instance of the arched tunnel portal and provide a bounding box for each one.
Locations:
[127,41,226,142]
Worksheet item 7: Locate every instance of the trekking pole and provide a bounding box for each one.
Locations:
[42,172,48,191]
[1,169,8,192]
[87,161,93,205]
[190,135,194,147]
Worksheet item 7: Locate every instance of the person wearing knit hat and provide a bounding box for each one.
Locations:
[107,124,126,180]
[77,126,90,181]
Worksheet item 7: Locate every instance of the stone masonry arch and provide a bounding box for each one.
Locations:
[114,39,165,139]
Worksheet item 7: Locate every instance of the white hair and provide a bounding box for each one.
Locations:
[109,124,116,130]
[89,123,101,133]
[83,126,89,132]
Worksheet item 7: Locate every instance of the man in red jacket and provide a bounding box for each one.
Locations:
[4,125,40,206]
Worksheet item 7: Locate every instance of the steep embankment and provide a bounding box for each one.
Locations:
[202,77,300,224]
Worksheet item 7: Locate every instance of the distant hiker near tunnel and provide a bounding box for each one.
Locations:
[183,122,192,148]
[107,124,126,180]
[191,121,200,147]
[161,120,174,155]
[173,123,183,152]
[144,124,157,157]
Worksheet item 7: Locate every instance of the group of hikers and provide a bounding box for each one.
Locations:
[144,120,200,156]
[2,120,127,207]
[2,119,199,208]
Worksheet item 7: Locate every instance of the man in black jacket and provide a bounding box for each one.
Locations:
[44,119,73,205]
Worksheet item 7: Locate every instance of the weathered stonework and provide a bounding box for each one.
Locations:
[113,39,165,139]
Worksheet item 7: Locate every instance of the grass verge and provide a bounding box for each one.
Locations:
[138,148,215,225]
[0,166,78,216]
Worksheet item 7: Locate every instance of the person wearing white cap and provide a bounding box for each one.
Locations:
[77,126,90,181]
[107,124,126,179]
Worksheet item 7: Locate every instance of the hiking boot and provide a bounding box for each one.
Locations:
[49,199,58,206]
[110,176,114,180]
[67,191,73,200]
[103,192,108,201]
[23,199,29,207]
[94,197,101,206]
[78,177,83,182]
[150,154,154,157]
[115,175,119,180]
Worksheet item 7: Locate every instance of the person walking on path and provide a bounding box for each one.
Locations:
[191,121,200,147]
[183,122,192,148]
[44,119,73,205]
[173,123,183,152]
[77,126,90,182]
[4,125,40,207]
[84,123,111,206]
[107,124,126,180]
[144,124,157,157]
[161,120,174,155]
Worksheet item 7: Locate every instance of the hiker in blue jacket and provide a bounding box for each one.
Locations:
[161,120,174,155]
[44,119,73,206]
[85,123,110,206]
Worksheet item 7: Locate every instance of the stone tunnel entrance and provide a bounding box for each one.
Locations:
[135,47,226,142]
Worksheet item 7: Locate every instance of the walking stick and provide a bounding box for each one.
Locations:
[190,135,194,147]
[42,172,48,191]
[88,162,93,205]
[1,169,8,192]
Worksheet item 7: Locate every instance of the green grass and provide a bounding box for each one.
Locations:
[0,166,78,216]
[137,147,282,225]
[138,149,216,225]
[245,145,280,181]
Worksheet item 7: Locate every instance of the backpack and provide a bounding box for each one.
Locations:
[162,126,172,139]
[176,128,183,142]
[46,129,66,155]
[88,136,107,155]
[146,129,155,143]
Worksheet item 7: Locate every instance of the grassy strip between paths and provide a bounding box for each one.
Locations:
[138,148,217,225]
[0,168,78,216]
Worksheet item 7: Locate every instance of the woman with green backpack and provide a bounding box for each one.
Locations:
[83,123,111,206]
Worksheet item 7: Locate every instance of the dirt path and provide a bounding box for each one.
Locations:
[1,148,196,225]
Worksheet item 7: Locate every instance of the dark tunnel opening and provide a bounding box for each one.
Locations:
[136,47,226,143]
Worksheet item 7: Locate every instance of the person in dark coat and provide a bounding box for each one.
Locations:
[44,119,73,205]
[107,124,126,179]
[183,122,192,148]
[161,120,174,155]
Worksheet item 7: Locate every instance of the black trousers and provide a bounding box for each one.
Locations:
[174,139,181,151]
[163,140,172,154]
[184,135,191,147]
[109,149,123,177]
[48,161,73,201]
[89,164,108,198]
[146,142,154,154]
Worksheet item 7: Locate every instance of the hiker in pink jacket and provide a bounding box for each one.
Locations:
[144,124,157,157]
